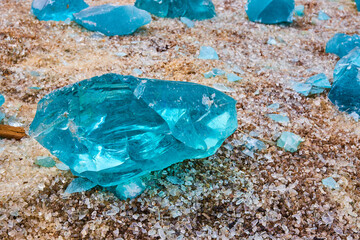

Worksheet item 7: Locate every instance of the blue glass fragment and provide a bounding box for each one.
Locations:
[180,17,195,28]
[356,0,360,11]
[198,46,219,60]
[132,68,143,76]
[267,114,289,124]
[135,0,216,20]
[73,5,152,36]
[227,73,242,82]
[306,73,331,89]
[212,68,226,76]
[65,177,97,194]
[322,177,340,190]
[29,74,238,188]
[267,103,280,110]
[204,71,214,78]
[115,178,146,200]
[166,176,184,185]
[292,74,331,96]
[318,10,330,20]
[0,94,4,107]
[267,37,277,45]
[326,33,360,58]
[277,132,303,152]
[35,156,56,168]
[328,49,360,115]
[56,162,70,171]
[294,5,304,17]
[31,0,88,21]
[291,82,312,96]
[246,0,295,24]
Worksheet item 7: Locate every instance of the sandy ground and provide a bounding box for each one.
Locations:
[0,0,360,239]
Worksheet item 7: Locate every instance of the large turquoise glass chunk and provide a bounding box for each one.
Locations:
[356,0,360,11]
[73,5,152,36]
[31,0,88,21]
[246,0,295,24]
[328,49,360,115]
[29,74,237,187]
[135,0,216,20]
[326,33,360,58]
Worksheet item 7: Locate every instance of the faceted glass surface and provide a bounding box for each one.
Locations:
[73,5,152,36]
[135,0,216,20]
[198,46,219,60]
[326,33,360,58]
[0,94,4,107]
[30,74,238,187]
[277,132,303,152]
[246,0,295,24]
[333,47,360,83]
[356,0,360,11]
[31,0,88,21]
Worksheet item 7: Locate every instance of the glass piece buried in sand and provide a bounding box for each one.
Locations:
[73,5,152,36]
[31,0,88,21]
[277,132,303,152]
[245,0,295,24]
[29,74,238,198]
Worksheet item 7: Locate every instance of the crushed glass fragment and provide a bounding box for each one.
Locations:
[276,132,303,152]
[246,0,295,24]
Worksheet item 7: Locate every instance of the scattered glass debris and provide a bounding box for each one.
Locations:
[318,10,330,21]
[267,103,280,110]
[180,17,195,28]
[198,46,219,60]
[244,136,266,151]
[242,149,254,158]
[56,162,70,171]
[115,52,127,57]
[227,73,242,82]
[31,0,88,21]
[73,5,152,36]
[246,0,295,24]
[277,132,303,152]
[115,178,146,200]
[29,74,238,192]
[65,177,97,194]
[322,177,340,190]
[212,83,236,93]
[294,5,304,17]
[35,156,56,168]
[212,68,226,76]
[267,37,277,45]
[326,33,360,58]
[135,0,216,20]
[267,114,290,123]
[292,73,331,96]
[166,176,184,185]
[329,49,360,115]
[132,68,143,76]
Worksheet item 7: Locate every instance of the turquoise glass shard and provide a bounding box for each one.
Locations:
[198,46,219,60]
[326,33,360,58]
[267,103,280,110]
[135,0,216,20]
[294,5,304,17]
[31,0,88,21]
[0,94,4,107]
[318,10,330,20]
[246,0,295,24]
[328,48,360,115]
[292,73,331,96]
[35,156,56,168]
[180,17,195,28]
[56,162,70,171]
[267,114,289,124]
[227,73,242,82]
[29,74,238,187]
[65,178,97,194]
[322,177,340,190]
[277,132,303,152]
[115,178,146,200]
[73,5,152,36]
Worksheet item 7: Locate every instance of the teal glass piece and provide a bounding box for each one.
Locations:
[294,5,304,17]
[166,176,184,185]
[267,114,289,124]
[73,5,152,36]
[0,112,5,122]
[333,47,360,83]
[306,73,331,89]
[31,0,88,21]
[291,82,312,96]
[29,74,237,187]
[180,17,195,28]
[277,132,303,152]
[65,178,97,194]
[267,37,277,45]
[0,94,4,107]
[56,162,70,171]
[35,156,56,168]
[132,68,143,76]
[204,71,214,78]
[356,0,360,11]
[318,10,330,20]
[322,177,340,190]
[245,0,295,24]
[326,33,360,58]
[292,74,331,96]
[135,0,216,20]
[212,68,226,76]
[226,73,242,82]
[115,178,146,200]
[267,103,280,110]
[244,136,266,151]
[198,46,219,60]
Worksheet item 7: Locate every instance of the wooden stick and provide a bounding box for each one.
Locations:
[0,124,27,140]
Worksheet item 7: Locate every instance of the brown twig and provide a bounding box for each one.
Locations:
[0,124,27,140]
